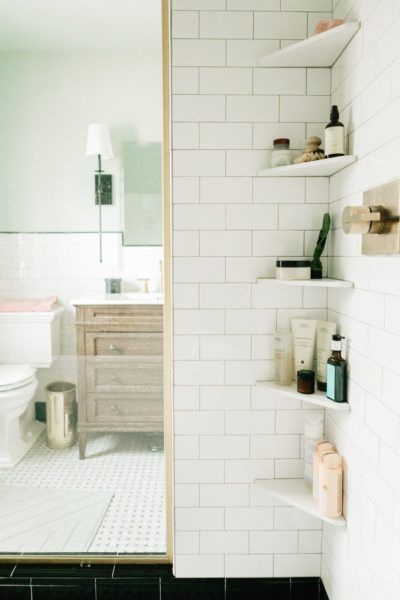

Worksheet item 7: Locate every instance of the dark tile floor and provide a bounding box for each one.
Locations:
[0,564,328,599]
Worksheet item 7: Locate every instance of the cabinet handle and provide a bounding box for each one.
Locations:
[108,343,120,353]
[109,404,119,414]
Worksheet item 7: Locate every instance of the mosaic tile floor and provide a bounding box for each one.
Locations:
[0,431,166,555]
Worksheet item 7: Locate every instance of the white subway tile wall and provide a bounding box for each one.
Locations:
[171,0,333,578]
[323,1,400,599]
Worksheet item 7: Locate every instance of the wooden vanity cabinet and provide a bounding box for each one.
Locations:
[75,304,163,459]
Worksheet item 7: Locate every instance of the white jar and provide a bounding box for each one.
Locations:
[271,138,292,168]
[276,259,311,280]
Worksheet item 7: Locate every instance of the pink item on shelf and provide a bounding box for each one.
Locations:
[0,295,58,312]
[315,19,345,34]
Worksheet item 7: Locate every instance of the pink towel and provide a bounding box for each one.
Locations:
[0,296,58,312]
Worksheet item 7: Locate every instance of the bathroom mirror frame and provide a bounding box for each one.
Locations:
[0,0,173,566]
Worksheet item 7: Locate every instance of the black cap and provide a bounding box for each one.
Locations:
[297,369,315,381]
[332,334,344,341]
[330,105,339,121]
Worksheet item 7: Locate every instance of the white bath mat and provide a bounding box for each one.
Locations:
[0,485,112,553]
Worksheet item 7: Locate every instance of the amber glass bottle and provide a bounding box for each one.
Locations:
[325,105,345,158]
[326,335,347,403]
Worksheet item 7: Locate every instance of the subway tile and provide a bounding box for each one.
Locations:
[175,460,225,484]
[200,435,250,459]
[200,177,252,204]
[174,410,224,434]
[250,435,300,458]
[274,554,321,577]
[227,40,279,67]
[274,507,322,530]
[172,39,226,66]
[200,335,251,360]
[173,555,224,578]
[172,11,199,38]
[200,68,252,95]
[228,0,280,8]
[200,283,252,308]
[200,386,251,410]
[254,68,306,95]
[173,0,225,7]
[174,205,225,230]
[174,436,200,459]
[174,258,225,283]
[174,361,225,385]
[173,284,199,309]
[226,150,271,176]
[254,12,307,39]
[225,360,273,385]
[282,0,332,9]
[306,177,329,204]
[253,177,306,203]
[225,410,275,434]
[174,309,225,334]
[173,123,200,149]
[226,507,274,531]
[252,231,304,258]
[224,555,274,578]
[298,530,322,554]
[280,96,331,122]
[173,66,198,91]
[249,530,298,553]
[307,68,332,95]
[175,531,200,554]
[200,531,249,554]
[174,386,200,411]
[175,507,224,531]
[173,95,225,122]
[225,459,274,483]
[279,204,328,230]
[200,123,252,149]
[276,410,323,435]
[275,458,304,479]
[226,309,276,334]
[365,395,398,451]
[173,177,199,204]
[227,95,279,122]
[173,231,200,256]
[173,150,225,176]
[251,334,275,360]
[174,335,200,360]
[200,11,253,39]
[226,257,276,282]
[199,484,249,507]
[227,204,278,230]
[226,579,290,599]
[200,231,251,256]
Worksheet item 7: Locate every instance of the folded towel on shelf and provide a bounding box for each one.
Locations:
[0,295,58,312]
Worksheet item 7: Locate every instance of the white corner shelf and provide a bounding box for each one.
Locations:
[258,22,360,68]
[256,381,350,412]
[258,155,357,178]
[256,277,353,289]
[255,479,346,527]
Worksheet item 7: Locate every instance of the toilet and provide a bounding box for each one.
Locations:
[0,307,63,467]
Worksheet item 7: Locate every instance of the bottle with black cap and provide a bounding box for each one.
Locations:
[326,335,347,403]
[325,105,345,158]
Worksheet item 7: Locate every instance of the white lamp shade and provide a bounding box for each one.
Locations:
[86,123,114,159]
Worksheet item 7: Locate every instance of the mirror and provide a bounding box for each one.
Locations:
[0,2,163,247]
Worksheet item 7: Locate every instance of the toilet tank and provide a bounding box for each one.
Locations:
[0,307,64,368]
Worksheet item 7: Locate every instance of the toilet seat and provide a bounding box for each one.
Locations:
[0,365,36,393]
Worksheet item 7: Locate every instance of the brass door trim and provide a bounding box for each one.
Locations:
[0,0,173,566]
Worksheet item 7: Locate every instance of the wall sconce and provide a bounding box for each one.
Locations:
[86,123,114,262]
[342,179,400,255]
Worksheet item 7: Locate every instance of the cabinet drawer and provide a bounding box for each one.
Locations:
[83,305,163,332]
[86,359,163,392]
[85,393,163,427]
[86,332,163,357]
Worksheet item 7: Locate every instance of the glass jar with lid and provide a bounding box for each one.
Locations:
[271,138,292,168]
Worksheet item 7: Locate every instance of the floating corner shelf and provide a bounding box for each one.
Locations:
[258,22,360,68]
[258,155,357,178]
[256,381,350,412]
[256,278,354,289]
[255,479,346,527]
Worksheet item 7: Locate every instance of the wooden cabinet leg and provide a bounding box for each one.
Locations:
[79,432,88,459]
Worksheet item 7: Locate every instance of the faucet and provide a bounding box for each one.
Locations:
[138,277,151,293]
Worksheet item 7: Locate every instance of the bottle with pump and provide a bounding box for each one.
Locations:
[318,452,343,519]
[326,335,347,403]
[325,105,345,158]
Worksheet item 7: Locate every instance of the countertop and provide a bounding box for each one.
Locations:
[71,293,164,306]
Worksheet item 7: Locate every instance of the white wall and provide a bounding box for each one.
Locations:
[171,0,335,579]
[0,52,162,232]
[323,1,400,599]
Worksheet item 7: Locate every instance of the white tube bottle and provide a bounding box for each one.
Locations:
[304,413,324,482]
[274,332,293,386]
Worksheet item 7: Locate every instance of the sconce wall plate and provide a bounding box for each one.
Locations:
[95,174,113,205]
[342,179,400,255]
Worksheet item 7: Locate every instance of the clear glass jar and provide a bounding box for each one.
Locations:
[271,138,292,168]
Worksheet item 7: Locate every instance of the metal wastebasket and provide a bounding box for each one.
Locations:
[45,381,77,449]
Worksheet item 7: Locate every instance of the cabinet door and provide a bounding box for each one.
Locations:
[86,358,163,393]
[83,305,163,332]
[85,392,163,429]
[85,332,163,357]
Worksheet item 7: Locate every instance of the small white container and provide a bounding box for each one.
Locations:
[276,259,311,280]
[304,413,324,482]
[274,331,293,386]
[271,138,292,168]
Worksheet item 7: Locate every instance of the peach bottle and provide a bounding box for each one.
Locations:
[312,441,336,501]
[318,452,343,519]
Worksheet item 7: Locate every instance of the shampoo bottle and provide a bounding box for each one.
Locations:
[313,441,335,501]
[326,335,347,403]
[304,413,324,482]
[325,105,345,158]
[318,452,343,519]
[316,321,337,391]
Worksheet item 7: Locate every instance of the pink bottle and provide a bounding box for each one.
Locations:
[312,441,336,501]
[318,452,343,519]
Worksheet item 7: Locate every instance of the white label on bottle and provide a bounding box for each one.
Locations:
[304,439,317,481]
[325,126,345,156]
